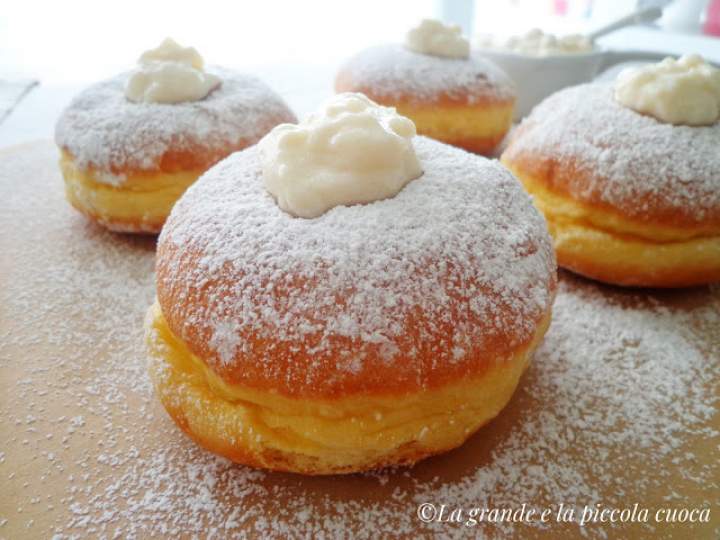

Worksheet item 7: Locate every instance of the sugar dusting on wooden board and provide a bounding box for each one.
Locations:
[1,141,718,539]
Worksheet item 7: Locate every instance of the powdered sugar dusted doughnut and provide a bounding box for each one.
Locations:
[147,136,557,474]
[55,67,296,233]
[56,68,295,177]
[337,44,514,105]
[335,44,516,155]
[502,82,720,287]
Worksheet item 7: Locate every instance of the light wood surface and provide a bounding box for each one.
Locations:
[1,141,718,539]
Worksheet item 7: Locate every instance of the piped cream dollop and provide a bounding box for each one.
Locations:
[125,38,221,104]
[614,54,720,126]
[405,19,470,59]
[476,28,593,56]
[260,93,423,219]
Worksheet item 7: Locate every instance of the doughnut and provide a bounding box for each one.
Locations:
[501,82,720,288]
[55,68,296,233]
[146,135,557,474]
[335,45,516,155]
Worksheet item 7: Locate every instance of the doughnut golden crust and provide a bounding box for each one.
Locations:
[149,137,557,474]
[55,69,296,234]
[501,83,720,288]
[335,45,515,156]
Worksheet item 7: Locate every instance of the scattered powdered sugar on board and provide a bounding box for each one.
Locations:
[337,44,516,105]
[1,141,718,539]
[504,83,720,222]
[54,67,295,177]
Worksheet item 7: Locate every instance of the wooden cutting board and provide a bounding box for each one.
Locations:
[1,141,718,539]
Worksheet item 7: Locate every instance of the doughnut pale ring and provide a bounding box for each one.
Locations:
[55,69,296,233]
[501,83,720,287]
[147,137,556,474]
[335,45,516,156]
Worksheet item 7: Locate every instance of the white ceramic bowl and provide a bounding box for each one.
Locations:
[479,48,670,119]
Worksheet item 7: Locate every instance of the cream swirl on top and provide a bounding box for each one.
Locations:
[125,38,221,104]
[260,93,423,219]
[614,54,720,126]
[404,19,470,59]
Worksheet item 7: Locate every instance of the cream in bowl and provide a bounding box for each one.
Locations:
[476,28,594,57]
[475,29,668,119]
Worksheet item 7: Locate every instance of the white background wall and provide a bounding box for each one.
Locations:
[1,0,441,83]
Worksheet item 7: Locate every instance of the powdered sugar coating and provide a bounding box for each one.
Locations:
[54,68,295,178]
[505,83,720,223]
[336,44,516,105]
[156,136,556,396]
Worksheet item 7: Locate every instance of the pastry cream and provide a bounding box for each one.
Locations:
[405,19,470,59]
[139,37,204,69]
[146,301,551,472]
[125,38,221,104]
[614,55,720,126]
[260,93,423,219]
[476,28,593,56]
[60,150,201,233]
